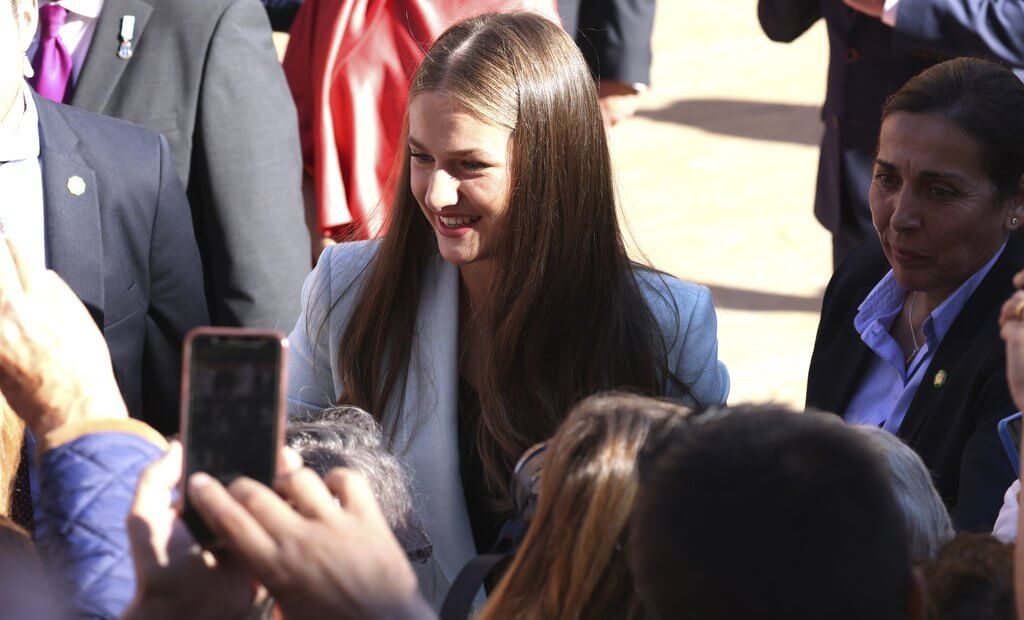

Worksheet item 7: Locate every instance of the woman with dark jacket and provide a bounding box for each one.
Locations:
[807,57,1024,532]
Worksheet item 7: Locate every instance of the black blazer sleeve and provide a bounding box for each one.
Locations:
[144,135,210,434]
[757,0,822,43]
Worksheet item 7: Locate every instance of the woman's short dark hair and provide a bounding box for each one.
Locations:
[882,57,1024,200]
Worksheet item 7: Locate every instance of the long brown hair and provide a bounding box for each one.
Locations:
[333,13,690,493]
[480,392,692,619]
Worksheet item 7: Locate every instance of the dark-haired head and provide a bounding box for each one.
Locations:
[923,533,1014,620]
[882,57,1024,200]
[630,405,921,620]
[871,58,1024,299]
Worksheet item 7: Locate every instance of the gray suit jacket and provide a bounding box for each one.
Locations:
[69,0,310,331]
[286,240,730,599]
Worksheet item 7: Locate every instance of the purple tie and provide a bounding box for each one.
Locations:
[30,4,73,103]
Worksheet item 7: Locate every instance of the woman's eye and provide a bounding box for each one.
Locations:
[410,152,433,164]
[874,173,897,188]
[462,160,490,171]
[929,186,955,199]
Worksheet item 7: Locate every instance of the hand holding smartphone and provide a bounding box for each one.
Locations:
[179,328,288,546]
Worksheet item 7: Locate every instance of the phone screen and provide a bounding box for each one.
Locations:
[182,332,283,544]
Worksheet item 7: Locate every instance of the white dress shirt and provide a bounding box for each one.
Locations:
[0,82,47,271]
[27,0,106,85]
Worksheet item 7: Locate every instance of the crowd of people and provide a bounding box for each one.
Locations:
[5,0,1024,618]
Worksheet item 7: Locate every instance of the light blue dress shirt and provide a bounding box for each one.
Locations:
[845,240,1007,433]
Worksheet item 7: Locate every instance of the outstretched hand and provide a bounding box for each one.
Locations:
[123,442,256,620]
[187,465,433,620]
[0,237,126,440]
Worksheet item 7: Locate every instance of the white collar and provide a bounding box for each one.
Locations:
[0,83,40,164]
[39,0,105,19]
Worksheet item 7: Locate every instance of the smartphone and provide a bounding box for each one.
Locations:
[179,327,288,545]
[998,412,1022,475]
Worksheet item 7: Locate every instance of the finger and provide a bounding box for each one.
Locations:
[0,236,25,302]
[324,468,383,521]
[274,466,338,521]
[278,446,303,475]
[226,476,306,540]
[187,473,280,579]
[4,238,33,292]
[1014,270,1024,289]
[126,442,184,572]
[1001,292,1024,327]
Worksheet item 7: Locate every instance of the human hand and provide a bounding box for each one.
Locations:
[0,237,126,440]
[188,466,432,620]
[843,0,884,18]
[122,442,256,620]
[598,80,642,127]
[1000,275,1024,412]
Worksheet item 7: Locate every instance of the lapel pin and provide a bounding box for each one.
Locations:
[933,370,948,388]
[118,15,136,60]
[67,175,86,196]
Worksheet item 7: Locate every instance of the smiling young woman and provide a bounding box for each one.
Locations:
[286,12,729,601]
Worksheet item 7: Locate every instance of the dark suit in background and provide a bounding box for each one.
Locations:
[261,0,303,32]
[69,0,310,331]
[806,237,1024,532]
[757,0,1024,267]
[558,0,656,86]
[36,96,209,434]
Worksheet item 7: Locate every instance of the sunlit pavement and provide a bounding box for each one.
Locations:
[611,1,831,406]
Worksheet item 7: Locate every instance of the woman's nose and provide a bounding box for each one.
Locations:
[890,190,922,232]
[425,169,459,211]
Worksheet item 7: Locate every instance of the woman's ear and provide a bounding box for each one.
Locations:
[1007,176,1024,232]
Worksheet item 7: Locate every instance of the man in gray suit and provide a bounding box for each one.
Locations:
[30,0,310,331]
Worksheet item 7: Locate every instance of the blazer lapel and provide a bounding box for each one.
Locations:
[393,255,474,586]
[35,97,104,322]
[69,0,153,112]
[899,241,1022,441]
[814,285,874,416]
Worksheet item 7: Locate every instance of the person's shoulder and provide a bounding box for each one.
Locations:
[309,240,381,302]
[38,99,165,172]
[148,0,265,22]
[41,99,161,149]
[635,268,710,312]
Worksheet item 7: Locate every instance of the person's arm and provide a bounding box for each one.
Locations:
[195,0,311,330]
[143,134,210,435]
[0,237,168,618]
[948,359,1018,531]
[674,284,730,406]
[757,0,822,43]
[890,0,1024,67]
[287,247,337,417]
[576,0,657,86]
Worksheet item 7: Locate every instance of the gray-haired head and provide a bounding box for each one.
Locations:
[286,406,431,561]
[855,426,954,561]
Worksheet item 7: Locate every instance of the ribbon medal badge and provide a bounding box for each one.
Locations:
[118,15,135,60]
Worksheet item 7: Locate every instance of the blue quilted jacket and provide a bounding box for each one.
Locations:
[33,432,163,619]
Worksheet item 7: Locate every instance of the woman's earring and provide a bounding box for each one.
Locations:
[22,54,34,79]
[1013,217,1019,226]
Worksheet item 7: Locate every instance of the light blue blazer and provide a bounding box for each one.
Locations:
[287,240,729,590]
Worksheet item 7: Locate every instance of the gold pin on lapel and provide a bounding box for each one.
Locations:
[933,370,948,388]
[67,176,86,196]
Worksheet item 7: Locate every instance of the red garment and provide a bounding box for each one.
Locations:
[283,0,559,238]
